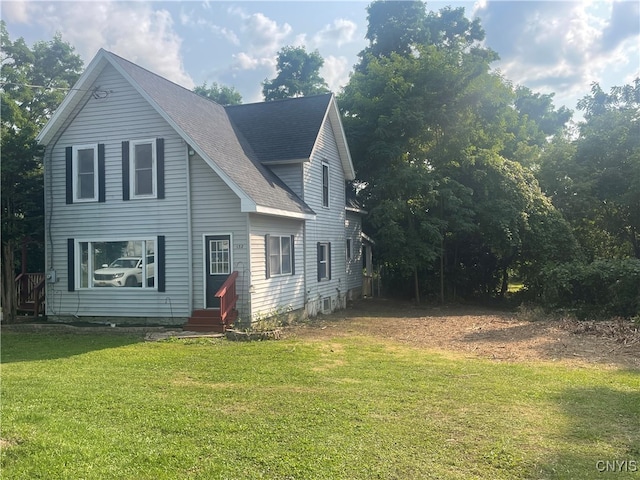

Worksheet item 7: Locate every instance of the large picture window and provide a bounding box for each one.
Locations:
[76,239,156,289]
[265,235,294,278]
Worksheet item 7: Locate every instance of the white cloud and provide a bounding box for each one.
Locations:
[228,7,292,54]
[321,55,351,93]
[2,0,31,23]
[6,1,194,89]
[232,52,261,70]
[224,7,296,82]
[179,6,239,45]
[477,1,639,110]
[313,18,357,48]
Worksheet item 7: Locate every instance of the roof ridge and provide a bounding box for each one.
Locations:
[102,49,223,108]
[225,92,333,109]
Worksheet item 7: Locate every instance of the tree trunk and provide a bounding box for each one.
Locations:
[630,226,640,259]
[1,242,17,323]
[500,265,509,298]
[413,266,420,304]
[440,239,445,305]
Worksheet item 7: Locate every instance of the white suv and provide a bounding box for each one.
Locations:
[93,256,155,287]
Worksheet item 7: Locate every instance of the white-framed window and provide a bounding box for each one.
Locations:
[130,139,157,198]
[317,242,331,281]
[76,239,156,289]
[322,162,329,208]
[72,144,98,202]
[209,239,230,274]
[266,235,293,278]
[346,238,352,260]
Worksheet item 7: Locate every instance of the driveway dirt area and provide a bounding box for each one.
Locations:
[286,299,640,369]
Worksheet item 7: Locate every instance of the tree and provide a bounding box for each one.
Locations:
[340,1,576,301]
[262,46,329,101]
[514,86,572,137]
[1,22,83,321]
[363,0,428,58]
[538,80,640,260]
[575,80,640,258]
[193,81,242,106]
[341,1,493,300]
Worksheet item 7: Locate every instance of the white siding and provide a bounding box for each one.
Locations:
[345,211,364,297]
[268,164,303,199]
[44,64,190,322]
[189,155,249,318]
[248,214,305,320]
[303,119,347,315]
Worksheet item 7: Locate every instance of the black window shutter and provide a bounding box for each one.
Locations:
[156,138,165,199]
[67,238,75,291]
[157,235,166,292]
[265,235,271,279]
[317,242,322,282]
[328,242,332,280]
[291,235,295,276]
[65,147,73,204]
[98,144,106,202]
[122,141,130,201]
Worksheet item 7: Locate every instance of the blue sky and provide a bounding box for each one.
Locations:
[2,1,639,117]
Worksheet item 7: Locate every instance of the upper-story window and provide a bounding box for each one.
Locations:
[130,139,157,198]
[72,144,98,202]
[66,144,105,204]
[123,138,165,201]
[322,162,329,208]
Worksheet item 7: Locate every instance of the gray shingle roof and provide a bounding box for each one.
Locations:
[105,51,314,217]
[225,94,332,163]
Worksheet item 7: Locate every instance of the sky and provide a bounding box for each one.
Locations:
[2,0,639,117]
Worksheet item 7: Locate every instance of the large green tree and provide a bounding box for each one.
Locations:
[262,46,329,101]
[340,1,575,301]
[538,80,640,260]
[1,22,83,320]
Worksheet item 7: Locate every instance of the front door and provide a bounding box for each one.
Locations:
[205,235,231,308]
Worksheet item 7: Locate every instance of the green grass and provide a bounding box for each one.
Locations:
[2,332,639,479]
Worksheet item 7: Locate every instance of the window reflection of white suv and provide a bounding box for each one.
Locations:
[93,256,154,287]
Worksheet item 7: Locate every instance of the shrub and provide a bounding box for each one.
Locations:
[536,259,640,319]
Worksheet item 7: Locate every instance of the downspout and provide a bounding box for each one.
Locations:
[301,163,309,318]
[245,212,252,321]
[185,145,194,313]
[303,220,308,316]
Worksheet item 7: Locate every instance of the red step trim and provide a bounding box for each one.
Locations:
[184,309,237,333]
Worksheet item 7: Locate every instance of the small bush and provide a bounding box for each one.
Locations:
[536,259,640,319]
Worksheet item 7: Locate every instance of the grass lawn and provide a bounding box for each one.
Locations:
[1,331,639,479]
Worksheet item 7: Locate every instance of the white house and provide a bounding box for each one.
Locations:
[36,49,370,331]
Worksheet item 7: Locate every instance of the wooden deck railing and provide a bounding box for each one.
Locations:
[16,272,46,317]
[215,271,239,325]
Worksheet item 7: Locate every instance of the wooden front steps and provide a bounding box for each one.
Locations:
[184,308,237,333]
[185,272,239,333]
[16,273,46,317]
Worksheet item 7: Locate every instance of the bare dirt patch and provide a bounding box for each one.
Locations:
[285,299,640,369]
